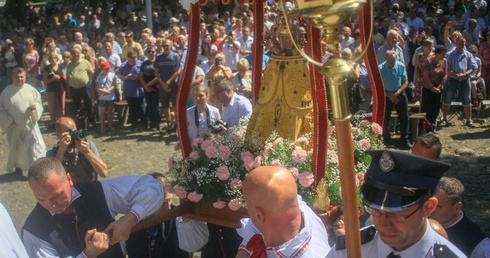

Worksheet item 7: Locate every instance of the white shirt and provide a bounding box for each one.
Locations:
[222,93,252,126]
[22,175,164,258]
[222,40,241,71]
[327,220,467,258]
[237,195,331,258]
[0,203,29,258]
[186,104,221,140]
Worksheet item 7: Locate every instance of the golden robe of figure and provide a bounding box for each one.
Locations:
[247,28,313,141]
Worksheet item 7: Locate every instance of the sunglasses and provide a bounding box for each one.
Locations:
[147,51,155,53]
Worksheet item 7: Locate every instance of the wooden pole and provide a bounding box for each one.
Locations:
[334,120,362,258]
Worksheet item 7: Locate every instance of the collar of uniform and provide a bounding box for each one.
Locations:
[446,210,464,229]
[377,219,434,257]
[266,212,312,257]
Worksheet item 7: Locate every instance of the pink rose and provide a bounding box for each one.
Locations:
[262,143,273,156]
[244,156,254,171]
[193,137,204,147]
[228,199,242,211]
[205,146,218,158]
[298,172,314,187]
[295,137,309,146]
[273,137,284,147]
[371,122,383,135]
[360,120,370,127]
[326,140,333,149]
[230,178,242,190]
[327,126,335,135]
[189,151,199,160]
[359,139,371,150]
[289,167,299,180]
[241,151,254,162]
[201,140,214,150]
[253,156,262,168]
[292,149,307,163]
[271,159,282,166]
[217,166,230,180]
[187,192,203,202]
[174,186,188,199]
[168,156,174,169]
[213,200,227,209]
[218,145,232,160]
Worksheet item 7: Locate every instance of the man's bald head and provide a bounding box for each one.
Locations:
[243,166,302,245]
[55,116,77,139]
[243,166,298,214]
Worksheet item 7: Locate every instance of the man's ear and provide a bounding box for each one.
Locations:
[454,201,463,213]
[66,173,74,187]
[424,197,438,216]
[254,206,266,225]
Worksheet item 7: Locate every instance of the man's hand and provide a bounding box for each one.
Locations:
[161,82,171,93]
[104,213,138,246]
[75,140,91,155]
[83,229,109,258]
[58,132,72,152]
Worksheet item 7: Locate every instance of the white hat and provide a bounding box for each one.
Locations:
[211,45,218,52]
[170,17,179,23]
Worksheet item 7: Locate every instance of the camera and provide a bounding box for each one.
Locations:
[208,119,227,133]
[67,128,86,148]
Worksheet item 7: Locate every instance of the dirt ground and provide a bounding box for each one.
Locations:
[0,103,489,238]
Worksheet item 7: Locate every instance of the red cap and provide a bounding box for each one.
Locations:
[100,61,111,70]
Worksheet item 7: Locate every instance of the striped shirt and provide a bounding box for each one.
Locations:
[446,48,477,75]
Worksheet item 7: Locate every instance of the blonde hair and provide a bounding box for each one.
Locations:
[237,58,249,71]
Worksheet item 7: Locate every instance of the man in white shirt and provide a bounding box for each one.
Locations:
[22,157,164,258]
[237,26,254,59]
[219,32,241,71]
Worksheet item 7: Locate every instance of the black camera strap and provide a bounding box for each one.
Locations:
[194,105,210,128]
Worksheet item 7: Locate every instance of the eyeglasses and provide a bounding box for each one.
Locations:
[147,51,155,53]
[162,45,170,47]
[82,50,88,53]
[364,204,423,223]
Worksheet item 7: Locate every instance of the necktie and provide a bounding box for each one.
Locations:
[245,234,266,258]
[387,252,401,258]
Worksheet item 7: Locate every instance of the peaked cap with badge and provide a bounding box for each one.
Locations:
[361,150,451,211]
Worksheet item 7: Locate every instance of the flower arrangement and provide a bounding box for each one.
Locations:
[167,114,384,212]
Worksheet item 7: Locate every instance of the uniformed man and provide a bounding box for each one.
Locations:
[327,150,466,258]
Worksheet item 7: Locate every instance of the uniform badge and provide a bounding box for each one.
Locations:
[379,151,394,172]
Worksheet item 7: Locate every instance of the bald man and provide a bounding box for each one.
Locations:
[236,166,330,257]
[47,116,107,183]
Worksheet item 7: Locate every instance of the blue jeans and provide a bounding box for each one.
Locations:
[145,90,160,129]
[443,77,471,106]
[383,91,409,141]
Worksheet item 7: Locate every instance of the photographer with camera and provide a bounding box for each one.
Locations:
[47,116,108,183]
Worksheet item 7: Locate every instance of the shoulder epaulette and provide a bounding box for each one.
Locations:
[433,244,460,258]
[336,226,376,250]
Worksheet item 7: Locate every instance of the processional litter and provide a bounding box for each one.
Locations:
[134,0,389,257]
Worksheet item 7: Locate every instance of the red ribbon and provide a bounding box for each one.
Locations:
[245,234,267,258]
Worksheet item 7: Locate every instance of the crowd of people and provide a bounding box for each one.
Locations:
[0,0,490,257]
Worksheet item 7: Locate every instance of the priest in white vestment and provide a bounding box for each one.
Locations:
[0,67,46,174]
